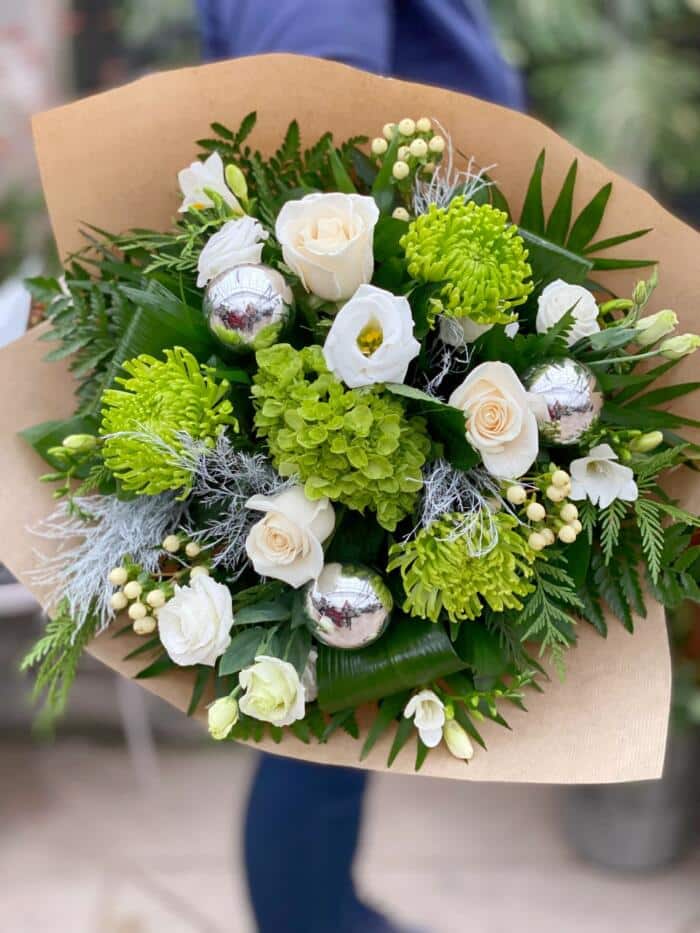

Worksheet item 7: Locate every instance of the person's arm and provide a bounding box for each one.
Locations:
[196,0,393,74]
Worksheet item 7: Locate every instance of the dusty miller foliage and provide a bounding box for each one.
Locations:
[30,493,182,633]
[412,123,493,215]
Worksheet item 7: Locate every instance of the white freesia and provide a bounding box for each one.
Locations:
[301,647,319,703]
[275,193,379,301]
[404,689,445,748]
[536,279,600,346]
[158,575,233,667]
[569,443,638,509]
[444,719,475,761]
[449,361,539,479]
[207,695,239,740]
[178,151,241,214]
[239,655,306,727]
[323,284,420,387]
[196,216,269,287]
[245,487,335,588]
[439,316,519,346]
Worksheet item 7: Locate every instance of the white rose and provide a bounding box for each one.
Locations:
[196,216,269,287]
[536,279,600,346]
[275,193,379,301]
[301,647,319,702]
[443,719,475,761]
[569,443,638,509]
[178,151,241,214]
[448,361,539,479]
[207,695,239,740]
[404,689,445,748]
[158,575,233,667]
[245,487,335,588]
[239,655,306,727]
[439,315,520,346]
[323,284,420,388]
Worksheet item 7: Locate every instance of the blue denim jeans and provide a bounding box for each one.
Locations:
[244,754,393,933]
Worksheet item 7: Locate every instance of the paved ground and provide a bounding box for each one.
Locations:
[1,735,699,933]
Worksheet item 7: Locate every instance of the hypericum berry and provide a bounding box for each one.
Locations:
[128,601,147,621]
[392,160,410,180]
[190,566,210,580]
[133,616,157,636]
[398,117,416,136]
[551,469,570,488]
[185,541,201,559]
[371,137,388,155]
[146,589,166,609]
[398,145,411,161]
[409,138,428,158]
[506,484,527,506]
[428,135,445,153]
[110,591,128,611]
[382,122,396,140]
[558,525,577,544]
[546,485,565,503]
[416,117,432,133]
[123,580,143,600]
[392,207,411,222]
[541,528,555,546]
[526,502,546,523]
[108,566,128,586]
[560,503,578,523]
[162,534,181,553]
[572,519,583,534]
[528,531,547,552]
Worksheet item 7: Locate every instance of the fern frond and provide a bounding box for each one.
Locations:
[600,498,628,564]
[634,498,665,584]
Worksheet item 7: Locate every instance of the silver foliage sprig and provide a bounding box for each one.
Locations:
[413,121,494,215]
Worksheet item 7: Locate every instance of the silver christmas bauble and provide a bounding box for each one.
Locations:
[203,263,293,352]
[302,562,393,650]
[522,357,603,446]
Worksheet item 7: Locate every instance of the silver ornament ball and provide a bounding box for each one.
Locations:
[522,357,602,446]
[203,263,293,352]
[302,562,393,650]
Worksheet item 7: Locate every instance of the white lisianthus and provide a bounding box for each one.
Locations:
[536,279,600,346]
[444,719,475,761]
[207,695,239,740]
[404,689,445,748]
[634,309,678,347]
[569,443,638,509]
[196,216,269,287]
[239,656,306,727]
[158,575,233,667]
[178,151,241,214]
[323,284,420,387]
[275,193,379,301]
[301,647,319,703]
[245,487,335,588]
[439,315,519,346]
[449,361,539,479]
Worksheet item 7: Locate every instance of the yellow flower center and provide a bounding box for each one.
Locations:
[357,319,384,357]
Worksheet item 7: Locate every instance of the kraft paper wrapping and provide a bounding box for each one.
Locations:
[4,53,697,782]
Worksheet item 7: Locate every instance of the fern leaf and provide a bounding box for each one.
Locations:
[634,498,665,584]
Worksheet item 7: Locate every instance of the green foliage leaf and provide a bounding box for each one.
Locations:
[454,624,510,678]
[387,714,415,767]
[519,149,546,234]
[566,182,612,252]
[135,653,176,680]
[600,499,629,564]
[234,599,292,626]
[519,229,592,287]
[360,691,411,761]
[218,626,267,676]
[20,415,99,469]
[545,159,578,243]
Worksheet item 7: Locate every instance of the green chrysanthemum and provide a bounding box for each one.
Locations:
[402,200,533,326]
[252,344,431,531]
[388,512,536,623]
[100,347,237,496]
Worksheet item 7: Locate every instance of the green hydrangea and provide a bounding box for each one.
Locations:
[401,200,533,326]
[101,347,237,496]
[252,344,431,531]
[388,512,536,622]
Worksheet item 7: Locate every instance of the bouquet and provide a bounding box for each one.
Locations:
[3,56,698,781]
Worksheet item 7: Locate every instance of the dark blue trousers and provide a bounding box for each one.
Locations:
[244,755,393,933]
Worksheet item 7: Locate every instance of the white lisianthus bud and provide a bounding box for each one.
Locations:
[428,135,445,153]
[660,334,700,360]
[108,566,128,586]
[558,525,577,544]
[416,117,432,133]
[409,138,428,158]
[371,137,388,155]
[443,719,475,761]
[128,601,147,621]
[208,696,239,740]
[629,430,664,453]
[551,469,570,488]
[398,117,416,136]
[634,309,678,347]
[382,122,396,140]
[146,589,166,609]
[185,541,201,558]
[528,532,546,551]
[110,591,128,611]
[506,484,527,506]
[392,160,410,180]
[398,145,411,161]
[526,502,546,522]
[190,565,210,580]
[162,534,181,553]
[123,580,142,600]
[391,207,410,222]
[560,503,578,523]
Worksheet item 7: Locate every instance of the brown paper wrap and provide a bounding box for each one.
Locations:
[3,53,697,782]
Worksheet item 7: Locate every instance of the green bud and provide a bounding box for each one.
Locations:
[225,163,248,203]
[61,434,97,452]
[207,695,239,740]
[660,334,700,361]
[443,719,475,761]
[632,280,649,307]
[629,430,664,454]
[635,309,678,347]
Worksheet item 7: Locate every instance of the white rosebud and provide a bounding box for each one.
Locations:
[416,117,432,133]
[196,216,268,288]
[108,567,128,586]
[239,656,306,727]
[162,534,181,553]
[569,444,638,509]
[123,580,142,600]
[185,541,201,558]
[178,151,241,214]
[560,503,578,523]
[536,280,600,346]
[146,589,166,609]
[391,207,410,222]
[208,696,239,740]
[409,138,428,158]
[444,719,475,761]
[245,486,335,589]
[382,122,397,140]
[128,601,147,621]
[526,502,546,522]
[371,137,388,155]
[110,591,128,611]
[506,484,527,506]
[392,160,410,180]
[404,689,445,748]
[528,532,546,551]
[558,525,577,544]
[428,135,445,153]
[158,576,233,667]
[398,117,416,136]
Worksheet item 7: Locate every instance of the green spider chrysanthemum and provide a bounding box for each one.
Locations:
[100,347,237,496]
[388,511,536,623]
[401,200,533,326]
[252,344,431,531]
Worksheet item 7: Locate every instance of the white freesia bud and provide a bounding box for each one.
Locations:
[62,433,96,452]
[208,696,239,740]
[416,117,432,133]
[158,576,233,667]
[108,567,128,586]
[245,487,335,588]
[239,656,306,727]
[123,580,142,600]
[526,502,546,522]
[196,216,268,287]
[404,689,445,748]
[536,280,600,346]
[371,137,388,155]
[634,309,678,347]
[392,160,410,180]
[398,117,416,136]
[392,207,410,222]
[323,284,420,388]
[660,334,700,360]
[110,591,128,611]
[275,193,379,302]
[569,444,638,509]
[428,135,445,153]
[178,151,241,214]
[629,430,664,453]
[224,163,248,202]
[444,719,475,761]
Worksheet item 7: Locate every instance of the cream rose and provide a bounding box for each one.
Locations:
[158,575,233,667]
[323,284,420,387]
[275,193,379,301]
[196,216,268,287]
[245,487,335,588]
[449,361,539,479]
[535,279,600,346]
[239,655,306,727]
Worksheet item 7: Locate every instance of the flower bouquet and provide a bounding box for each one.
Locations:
[3,55,699,782]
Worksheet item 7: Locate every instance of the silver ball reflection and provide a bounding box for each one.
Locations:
[302,562,392,650]
[203,263,292,352]
[522,357,602,446]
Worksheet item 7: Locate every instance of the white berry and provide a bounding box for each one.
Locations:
[146,589,166,609]
[409,138,428,158]
[506,485,527,506]
[190,566,210,580]
[416,117,432,133]
[558,525,577,544]
[162,534,181,553]
[382,122,396,140]
[560,503,578,523]
[528,532,547,552]
[392,160,410,180]
[398,117,416,136]
[128,601,147,621]
[110,591,128,611]
[526,502,546,523]
[123,580,142,600]
[371,137,388,155]
[428,135,445,153]
[546,485,565,503]
[185,541,201,558]
[551,469,570,488]
[133,616,157,636]
[392,207,410,222]
[108,567,128,586]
